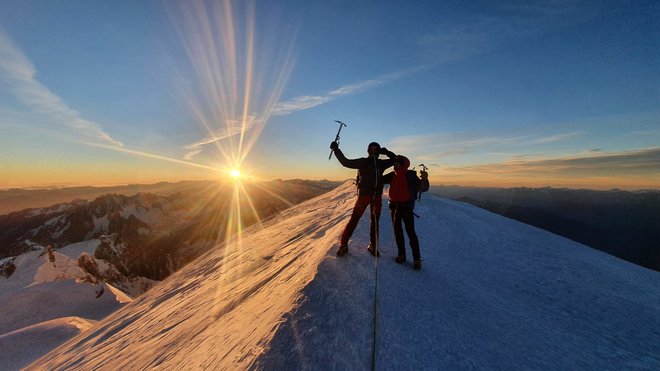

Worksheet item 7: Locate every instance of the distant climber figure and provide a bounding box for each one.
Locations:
[383,155,429,270]
[330,141,397,257]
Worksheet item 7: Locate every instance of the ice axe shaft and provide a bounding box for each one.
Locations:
[329,120,347,160]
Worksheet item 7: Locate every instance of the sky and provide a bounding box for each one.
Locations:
[0,0,659,190]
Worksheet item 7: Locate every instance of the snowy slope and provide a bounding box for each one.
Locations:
[0,249,127,336]
[0,244,132,370]
[0,317,96,370]
[29,181,660,370]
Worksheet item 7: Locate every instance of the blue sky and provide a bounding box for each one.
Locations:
[1,0,659,189]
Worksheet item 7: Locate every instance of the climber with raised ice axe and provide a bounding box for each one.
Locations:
[330,140,397,257]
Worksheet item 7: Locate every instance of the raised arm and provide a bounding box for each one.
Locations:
[378,147,398,168]
[330,142,362,169]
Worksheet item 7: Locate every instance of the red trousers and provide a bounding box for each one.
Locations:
[340,194,382,247]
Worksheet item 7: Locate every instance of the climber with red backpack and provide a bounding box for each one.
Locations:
[382,155,430,270]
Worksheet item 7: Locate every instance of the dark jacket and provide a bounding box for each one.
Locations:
[333,148,397,196]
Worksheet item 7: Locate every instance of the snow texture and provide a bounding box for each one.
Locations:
[105,282,134,304]
[0,317,96,370]
[28,181,660,370]
[0,245,131,369]
[31,251,86,285]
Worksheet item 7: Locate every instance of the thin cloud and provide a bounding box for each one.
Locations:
[271,65,428,116]
[183,149,203,161]
[389,125,603,163]
[390,132,530,159]
[270,95,331,116]
[450,148,660,177]
[182,115,261,160]
[266,3,598,120]
[532,131,582,144]
[0,31,122,147]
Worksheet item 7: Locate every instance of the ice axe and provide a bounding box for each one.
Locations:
[328,120,347,160]
[412,164,428,171]
[416,164,429,202]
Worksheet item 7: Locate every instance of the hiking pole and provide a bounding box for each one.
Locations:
[328,120,347,160]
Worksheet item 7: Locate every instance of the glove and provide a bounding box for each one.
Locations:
[420,170,428,179]
[330,141,339,150]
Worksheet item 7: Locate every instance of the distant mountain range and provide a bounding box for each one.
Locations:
[430,185,660,272]
[0,179,341,283]
[0,179,341,216]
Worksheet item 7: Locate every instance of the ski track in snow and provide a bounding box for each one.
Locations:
[28,181,660,370]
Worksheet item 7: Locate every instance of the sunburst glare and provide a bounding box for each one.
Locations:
[169,0,298,263]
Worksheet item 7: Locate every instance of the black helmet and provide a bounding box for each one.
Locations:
[367,142,380,156]
[367,142,380,155]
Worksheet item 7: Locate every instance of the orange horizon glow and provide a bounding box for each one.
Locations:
[2,171,659,192]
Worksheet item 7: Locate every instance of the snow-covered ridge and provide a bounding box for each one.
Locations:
[28,181,660,370]
[0,239,144,369]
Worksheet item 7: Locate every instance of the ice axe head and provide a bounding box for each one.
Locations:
[329,120,348,160]
[334,120,347,128]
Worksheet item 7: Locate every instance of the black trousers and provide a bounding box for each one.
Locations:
[389,203,420,261]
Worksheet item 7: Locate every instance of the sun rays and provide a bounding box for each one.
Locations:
[172,0,296,168]
[165,0,298,266]
[5,0,299,267]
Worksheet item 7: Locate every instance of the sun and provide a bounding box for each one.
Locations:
[229,168,241,179]
[223,167,250,183]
